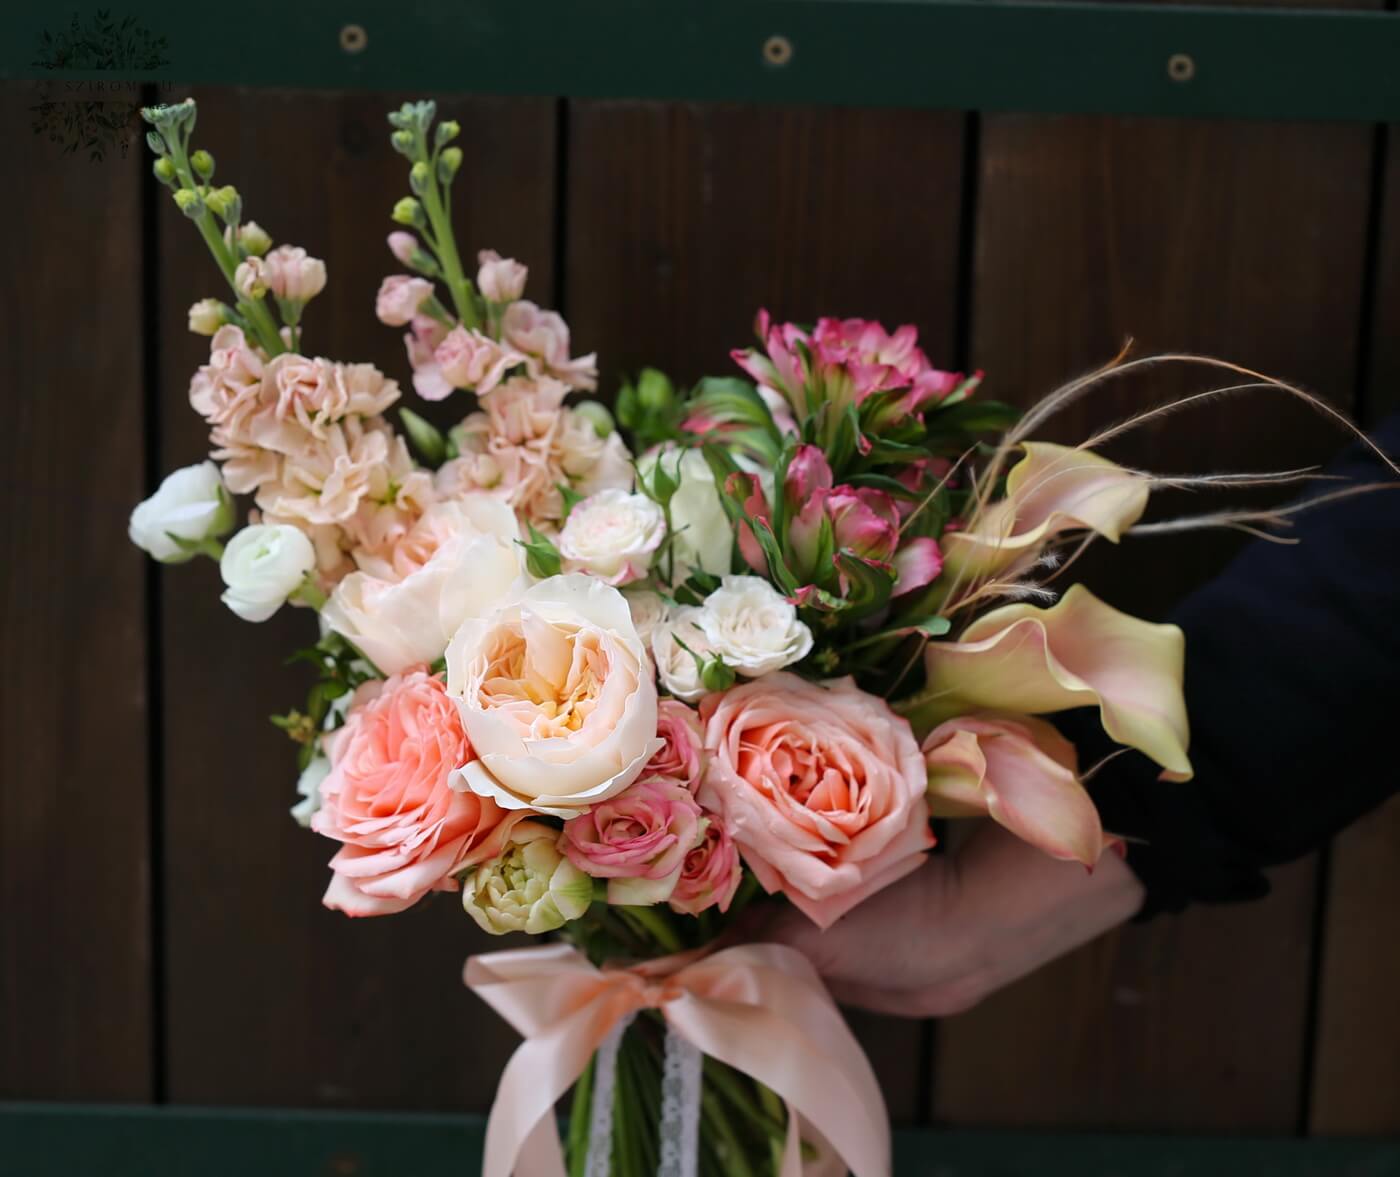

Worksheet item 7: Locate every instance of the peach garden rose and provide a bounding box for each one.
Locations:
[312,669,520,917]
[698,672,934,928]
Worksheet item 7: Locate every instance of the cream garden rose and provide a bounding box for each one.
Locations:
[219,523,316,622]
[557,488,665,585]
[322,496,523,675]
[461,821,592,935]
[696,575,813,677]
[445,574,662,816]
[128,460,233,563]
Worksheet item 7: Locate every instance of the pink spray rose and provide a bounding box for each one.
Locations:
[434,325,524,396]
[375,275,435,327]
[699,672,934,928]
[558,776,705,905]
[645,699,706,792]
[668,820,743,916]
[312,670,520,917]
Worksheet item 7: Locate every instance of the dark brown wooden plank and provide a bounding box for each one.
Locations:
[933,113,1375,1131]
[0,84,152,1099]
[566,99,968,1121]
[157,88,557,1110]
[1307,125,1400,1135]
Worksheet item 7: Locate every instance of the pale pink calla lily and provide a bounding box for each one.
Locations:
[919,584,1191,778]
[943,442,1149,579]
[922,712,1108,867]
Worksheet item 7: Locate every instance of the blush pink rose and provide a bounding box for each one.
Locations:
[645,699,705,792]
[558,777,704,906]
[668,820,742,916]
[375,274,435,327]
[698,673,933,929]
[312,669,519,916]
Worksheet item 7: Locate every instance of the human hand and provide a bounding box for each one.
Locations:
[745,821,1146,1017]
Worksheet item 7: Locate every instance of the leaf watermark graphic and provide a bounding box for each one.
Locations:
[29,9,173,162]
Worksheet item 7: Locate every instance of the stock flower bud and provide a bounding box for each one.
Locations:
[234,257,266,298]
[409,161,431,195]
[392,196,424,227]
[145,130,166,156]
[190,149,215,179]
[237,220,272,257]
[187,298,228,336]
[437,146,463,184]
[435,118,460,145]
[390,128,415,156]
[172,188,204,218]
[261,245,328,303]
[152,157,176,185]
[476,249,527,302]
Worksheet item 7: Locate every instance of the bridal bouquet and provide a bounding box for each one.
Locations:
[131,97,1355,1177]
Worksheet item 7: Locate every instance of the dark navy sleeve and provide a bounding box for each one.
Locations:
[1064,414,1400,917]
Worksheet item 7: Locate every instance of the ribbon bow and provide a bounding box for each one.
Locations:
[465,941,891,1177]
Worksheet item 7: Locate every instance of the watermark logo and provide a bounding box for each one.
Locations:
[30,10,171,161]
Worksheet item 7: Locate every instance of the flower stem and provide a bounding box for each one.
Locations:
[566,1056,594,1177]
[617,905,684,955]
[414,128,479,329]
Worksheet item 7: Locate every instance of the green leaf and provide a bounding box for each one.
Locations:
[399,407,447,466]
[517,524,562,579]
[929,399,1021,435]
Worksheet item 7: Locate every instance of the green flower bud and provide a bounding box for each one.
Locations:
[172,188,204,218]
[571,400,615,439]
[152,157,177,186]
[637,368,676,414]
[237,220,272,257]
[700,655,737,693]
[409,160,431,196]
[437,146,463,184]
[190,149,215,179]
[145,130,166,156]
[204,189,230,218]
[392,196,425,227]
[435,119,460,146]
[390,128,415,157]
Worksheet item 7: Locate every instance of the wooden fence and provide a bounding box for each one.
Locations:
[2,79,1398,1141]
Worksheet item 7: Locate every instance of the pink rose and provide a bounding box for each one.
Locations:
[312,670,520,916]
[477,249,528,303]
[434,325,524,396]
[375,274,435,327]
[558,777,704,905]
[922,712,1107,867]
[645,699,705,792]
[500,300,597,391]
[668,820,742,916]
[261,244,327,302]
[698,673,933,929]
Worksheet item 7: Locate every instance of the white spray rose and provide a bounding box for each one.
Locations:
[290,756,331,827]
[219,523,316,622]
[461,822,593,935]
[651,605,716,703]
[129,461,233,563]
[696,575,813,677]
[624,589,668,650]
[638,447,733,584]
[557,489,666,586]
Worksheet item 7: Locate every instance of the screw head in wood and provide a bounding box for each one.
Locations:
[1167,53,1196,83]
[340,24,369,54]
[763,35,794,67]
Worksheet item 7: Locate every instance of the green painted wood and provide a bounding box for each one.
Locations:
[2,1104,1398,1176]
[7,1,1400,122]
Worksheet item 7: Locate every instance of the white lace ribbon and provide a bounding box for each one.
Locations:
[585,1011,636,1177]
[657,1026,703,1177]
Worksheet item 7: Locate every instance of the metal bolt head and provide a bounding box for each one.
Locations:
[763,34,794,67]
[1167,52,1195,83]
[340,24,369,54]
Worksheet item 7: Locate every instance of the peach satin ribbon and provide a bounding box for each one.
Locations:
[465,942,892,1177]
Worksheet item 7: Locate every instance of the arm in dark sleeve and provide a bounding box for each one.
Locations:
[1069,415,1400,917]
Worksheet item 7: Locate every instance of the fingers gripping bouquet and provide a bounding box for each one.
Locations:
[133,98,1370,1177]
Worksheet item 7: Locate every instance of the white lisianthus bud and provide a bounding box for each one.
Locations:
[237,220,272,257]
[637,446,733,584]
[652,605,715,703]
[476,249,528,303]
[234,257,266,299]
[461,822,593,935]
[128,460,233,563]
[695,575,813,677]
[557,489,665,586]
[219,523,317,622]
[187,298,227,336]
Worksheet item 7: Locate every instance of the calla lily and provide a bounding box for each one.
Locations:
[943,442,1149,580]
[922,712,1107,867]
[917,584,1191,778]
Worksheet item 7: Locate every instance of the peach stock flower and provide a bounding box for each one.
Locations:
[434,325,524,395]
[313,670,520,917]
[445,575,662,817]
[922,712,1108,867]
[375,274,435,327]
[699,673,933,929]
[501,300,597,391]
